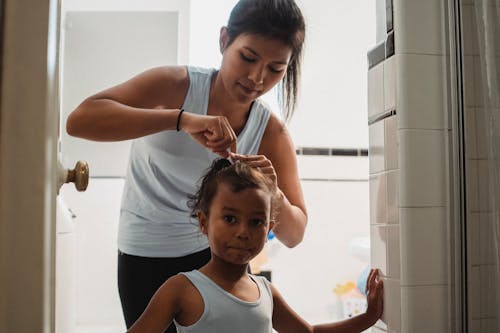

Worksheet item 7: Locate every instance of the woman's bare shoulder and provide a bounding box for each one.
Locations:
[260,112,290,154]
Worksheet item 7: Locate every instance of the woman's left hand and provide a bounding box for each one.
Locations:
[229,153,278,189]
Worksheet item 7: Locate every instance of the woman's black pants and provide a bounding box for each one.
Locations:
[117,248,211,333]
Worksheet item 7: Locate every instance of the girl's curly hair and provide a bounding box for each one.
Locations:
[188,158,279,222]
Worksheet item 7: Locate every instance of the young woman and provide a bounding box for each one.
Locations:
[66,1,307,331]
[127,158,384,333]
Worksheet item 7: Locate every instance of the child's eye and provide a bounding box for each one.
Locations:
[250,218,266,226]
[223,215,237,224]
[240,53,256,63]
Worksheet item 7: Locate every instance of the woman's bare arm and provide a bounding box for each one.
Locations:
[66,66,189,141]
[258,114,307,247]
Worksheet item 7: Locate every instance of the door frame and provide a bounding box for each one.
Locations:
[0,0,60,331]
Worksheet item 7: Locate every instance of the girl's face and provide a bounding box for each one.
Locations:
[199,182,274,266]
[218,30,292,104]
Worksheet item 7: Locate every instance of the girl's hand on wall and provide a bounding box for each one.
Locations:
[365,268,384,323]
[180,113,237,157]
[230,153,278,189]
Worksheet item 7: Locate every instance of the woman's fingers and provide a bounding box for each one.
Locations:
[186,114,236,154]
[229,154,278,186]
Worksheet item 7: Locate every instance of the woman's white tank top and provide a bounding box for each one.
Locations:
[118,66,271,257]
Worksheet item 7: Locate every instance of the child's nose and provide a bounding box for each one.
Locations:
[236,224,250,239]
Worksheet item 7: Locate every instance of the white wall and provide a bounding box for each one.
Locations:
[188,0,377,149]
[289,0,376,149]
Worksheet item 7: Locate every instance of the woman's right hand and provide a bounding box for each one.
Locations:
[179,112,237,157]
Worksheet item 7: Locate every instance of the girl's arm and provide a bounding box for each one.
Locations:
[126,275,185,333]
[272,269,384,333]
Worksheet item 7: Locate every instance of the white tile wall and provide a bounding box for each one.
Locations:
[369,120,386,174]
[384,278,401,333]
[393,0,445,55]
[401,285,448,333]
[462,0,500,330]
[400,207,447,286]
[469,266,481,320]
[384,56,397,113]
[367,0,456,331]
[396,54,446,130]
[370,225,388,276]
[384,116,398,171]
[386,171,399,224]
[370,174,387,225]
[368,62,385,119]
[474,109,488,159]
[386,226,400,280]
[479,265,497,318]
[399,129,447,207]
[467,213,480,265]
[464,106,478,159]
[480,318,498,333]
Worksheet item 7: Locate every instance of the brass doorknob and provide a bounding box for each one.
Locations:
[64,161,89,192]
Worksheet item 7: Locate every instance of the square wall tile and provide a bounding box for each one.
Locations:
[393,0,445,55]
[401,285,448,333]
[370,120,386,175]
[371,224,388,276]
[462,5,477,56]
[479,213,495,265]
[466,159,479,212]
[474,56,484,108]
[477,160,491,212]
[397,54,446,130]
[387,226,400,280]
[384,56,396,112]
[370,173,387,224]
[464,106,478,159]
[399,129,447,207]
[400,207,447,285]
[480,318,498,333]
[464,56,476,108]
[368,63,385,119]
[384,115,398,171]
[469,319,481,333]
[469,4,481,54]
[386,171,399,224]
[384,278,401,333]
[468,266,480,320]
[475,108,488,159]
[467,213,480,265]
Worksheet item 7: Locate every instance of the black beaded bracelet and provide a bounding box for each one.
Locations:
[176,109,185,132]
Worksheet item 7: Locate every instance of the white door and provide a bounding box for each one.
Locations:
[0,0,61,332]
[0,1,183,332]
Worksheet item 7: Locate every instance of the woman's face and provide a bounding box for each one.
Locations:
[218,30,293,104]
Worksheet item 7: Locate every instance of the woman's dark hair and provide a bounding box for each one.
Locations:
[188,158,278,222]
[226,0,306,122]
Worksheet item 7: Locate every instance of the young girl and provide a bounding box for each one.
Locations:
[66,1,307,330]
[127,159,384,333]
